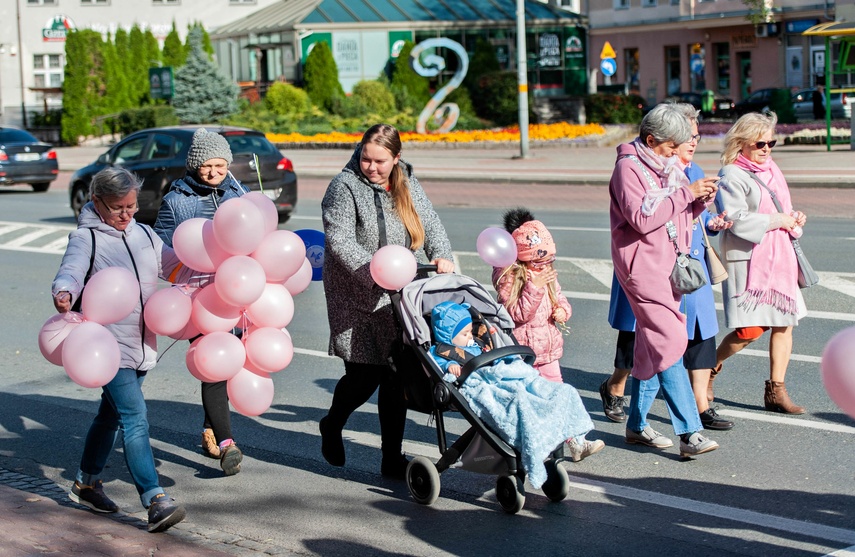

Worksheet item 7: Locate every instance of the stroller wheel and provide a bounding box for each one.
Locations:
[496,475,525,514]
[407,456,440,506]
[541,460,570,502]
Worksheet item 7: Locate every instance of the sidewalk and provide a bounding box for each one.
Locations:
[54,132,855,189]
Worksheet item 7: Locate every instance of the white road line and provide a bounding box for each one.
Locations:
[288,215,322,221]
[718,409,855,434]
[741,348,822,364]
[0,223,27,237]
[293,347,333,359]
[2,227,58,248]
[41,236,70,252]
[824,546,855,556]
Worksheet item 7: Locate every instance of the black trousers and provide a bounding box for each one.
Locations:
[202,380,232,443]
[325,361,407,458]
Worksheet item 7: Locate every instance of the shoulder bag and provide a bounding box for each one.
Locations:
[700,222,728,284]
[624,155,707,295]
[744,171,819,288]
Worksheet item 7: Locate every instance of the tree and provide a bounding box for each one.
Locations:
[390,41,430,113]
[103,33,130,112]
[173,26,238,123]
[61,30,108,144]
[464,38,500,93]
[186,22,214,61]
[303,40,344,112]
[127,25,149,105]
[742,0,772,25]
[162,21,186,68]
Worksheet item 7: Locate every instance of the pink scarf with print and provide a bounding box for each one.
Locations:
[632,138,690,216]
[733,153,799,315]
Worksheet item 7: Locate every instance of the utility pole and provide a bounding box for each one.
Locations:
[16,0,28,128]
[515,0,530,159]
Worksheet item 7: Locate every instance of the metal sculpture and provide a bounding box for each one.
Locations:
[410,38,470,134]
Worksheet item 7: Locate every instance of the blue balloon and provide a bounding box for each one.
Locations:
[294,229,325,281]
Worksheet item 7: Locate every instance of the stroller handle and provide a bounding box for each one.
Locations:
[417,263,439,273]
[456,345,537,387]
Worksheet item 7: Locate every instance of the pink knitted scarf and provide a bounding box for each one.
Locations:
[733,154,799,315]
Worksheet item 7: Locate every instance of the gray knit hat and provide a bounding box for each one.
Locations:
[185,128,233,171]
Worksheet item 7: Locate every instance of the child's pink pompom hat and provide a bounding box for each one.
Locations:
[512,220,556,262]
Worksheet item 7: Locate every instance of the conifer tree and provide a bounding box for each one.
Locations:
[185,22,214,61]
[103,33,130,111]
[303,40,344,112]
[162,21,186,68]
[61,30,106,144]
[390,41,430,113]
[173,26,238,123]
[127,25,148,105]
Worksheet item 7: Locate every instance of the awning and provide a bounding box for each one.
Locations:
[802,21,855,37]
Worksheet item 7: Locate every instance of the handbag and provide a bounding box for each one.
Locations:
[744,171,819,288]
[624,155,707,295]
[700,221,728,284]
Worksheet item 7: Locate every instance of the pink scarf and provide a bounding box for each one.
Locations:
[632,138,690,216]
[733,154,799,315]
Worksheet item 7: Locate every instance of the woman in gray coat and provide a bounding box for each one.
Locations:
[319,124,454,479]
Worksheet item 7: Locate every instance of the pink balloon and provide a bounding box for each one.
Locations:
[370,245,417,291]
[81,267,141,325]
[245,284,294,329]
[243,358,272,379]
[821,326,855,420]
[215,255,266,308]
[172,218,230,273]
[244,326,294,373]
[144,286,193,336]
[243,192,279,235]
[227,367,275,416]
[251,230,306,283]
[193,331,245,382]
[476,227,518,268]
[170,317,202,340]
[283,258,312,296]
[191,284,241,334]
[185,337,211,381]
[212,198,265,255]
[38,312,84,366]
[61,322,120,388]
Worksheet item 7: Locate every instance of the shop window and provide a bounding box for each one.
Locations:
[714,42,730,94]
[665,46,681,95]
[33,54,63,89]
[688,43,706,92]
[614,0,629,9]
[624,48,640,94]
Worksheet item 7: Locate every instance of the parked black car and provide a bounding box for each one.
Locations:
[0,126,59,192]
[663,91,734,119]
[732,88,778,116]
[69,125,297,224]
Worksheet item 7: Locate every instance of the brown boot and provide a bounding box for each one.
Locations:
[707,364,722,402]
[764,380,806,414]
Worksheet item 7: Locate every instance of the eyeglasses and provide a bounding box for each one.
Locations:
[753,139,777,149]
[97,197,139,216]
[690,134,701,144]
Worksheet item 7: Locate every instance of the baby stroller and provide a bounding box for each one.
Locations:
[388,268,570,514]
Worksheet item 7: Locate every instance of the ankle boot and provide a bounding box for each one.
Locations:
[707,364,722,402]
[764,380,806,414]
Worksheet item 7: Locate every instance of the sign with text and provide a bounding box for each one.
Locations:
[149,67,174,100]
[42,15,75,42]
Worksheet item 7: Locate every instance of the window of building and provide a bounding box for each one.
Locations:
[665,45,681,95]
[81,0,109,4]
[27,0,57,5]
[614,0,629,9]
[642,0,657,7]
[152,0,179,4]
[714,42,730,94]
[688,43,706,91]
[33,54,63,89]
[229,0,257,3]
[624,48,640,93]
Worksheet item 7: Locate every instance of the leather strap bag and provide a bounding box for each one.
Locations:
[700,222,728,284]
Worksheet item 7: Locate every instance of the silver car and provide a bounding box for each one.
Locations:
[791,88,852,120]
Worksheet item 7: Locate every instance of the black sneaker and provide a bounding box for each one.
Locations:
[69,480,118,513]
[319,416,345,467]
[599,379,627,423]
[700,408,734,430]
[147,493,186,533]
[380,454,410,480]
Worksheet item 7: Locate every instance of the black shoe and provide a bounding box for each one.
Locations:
[69,480,118,513]
[147,493,186,533]
[700,408,734,431]
[599,379,627,423]
[380,454,410,480]
[319,416,345,467]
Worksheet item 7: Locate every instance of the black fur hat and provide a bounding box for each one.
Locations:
[502,207,536,233]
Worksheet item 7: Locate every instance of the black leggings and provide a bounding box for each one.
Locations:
[325,361,407,458]
[202,380,232,444]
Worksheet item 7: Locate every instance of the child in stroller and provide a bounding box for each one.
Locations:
[428,300,598,490]
[389,272,595,513]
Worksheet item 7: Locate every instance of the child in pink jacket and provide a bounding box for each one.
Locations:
[492,209,604,462]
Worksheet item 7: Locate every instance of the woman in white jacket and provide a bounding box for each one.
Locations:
[52,167,194,533]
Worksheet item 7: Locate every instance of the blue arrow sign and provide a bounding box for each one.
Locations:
[600,57,616,77]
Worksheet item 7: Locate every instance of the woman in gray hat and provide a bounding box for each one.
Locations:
[154,127,247,476]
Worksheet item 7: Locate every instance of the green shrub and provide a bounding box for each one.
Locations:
[390,41,431,113]
[585,94,643,124]
[350,80,396,117]
[471,71,519,126]
[303,41,344,113]
[116,106,179,135]
[265,82,310,117]
[464,37,500,94]
[770,88,796,124]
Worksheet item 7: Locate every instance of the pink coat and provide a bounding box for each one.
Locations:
[609,143,706,379]
[492,267,573,366]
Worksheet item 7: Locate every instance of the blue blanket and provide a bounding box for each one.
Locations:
[444,358,593,488]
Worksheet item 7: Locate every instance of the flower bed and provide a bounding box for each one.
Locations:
[699,121,851,144]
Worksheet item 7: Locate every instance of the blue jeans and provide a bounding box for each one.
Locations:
[626,359,703,436]
[76,367,164,508]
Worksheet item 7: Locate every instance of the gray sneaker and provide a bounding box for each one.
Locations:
[679,432,719,457]
[625,426,674,449]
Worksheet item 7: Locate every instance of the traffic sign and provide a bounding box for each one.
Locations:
[600,57,617,77]
[600,41,617,60]
[690,54,704,74]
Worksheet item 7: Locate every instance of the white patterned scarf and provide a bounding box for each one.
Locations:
[632,138,690,216]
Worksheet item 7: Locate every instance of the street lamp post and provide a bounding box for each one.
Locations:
[16,0,28,128]
[515,0,530,159]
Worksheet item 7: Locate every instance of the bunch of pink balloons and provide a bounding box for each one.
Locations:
[147,193,312,416]
[370,245,418,291]
[820,326,855,420]
[476,227,518,268]
[38,267,140,388]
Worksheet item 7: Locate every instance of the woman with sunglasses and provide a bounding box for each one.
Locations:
[710,112,808,414]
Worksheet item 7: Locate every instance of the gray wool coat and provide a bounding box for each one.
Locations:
[322,146,453,365]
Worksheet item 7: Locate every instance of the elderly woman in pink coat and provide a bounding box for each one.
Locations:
[609,103,721,457]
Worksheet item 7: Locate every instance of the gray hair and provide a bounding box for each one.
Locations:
[673,102,701,126]
[89,167,142,199]
[638,103,692,146]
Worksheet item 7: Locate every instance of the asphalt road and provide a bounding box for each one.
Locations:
[1,184,854,556]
